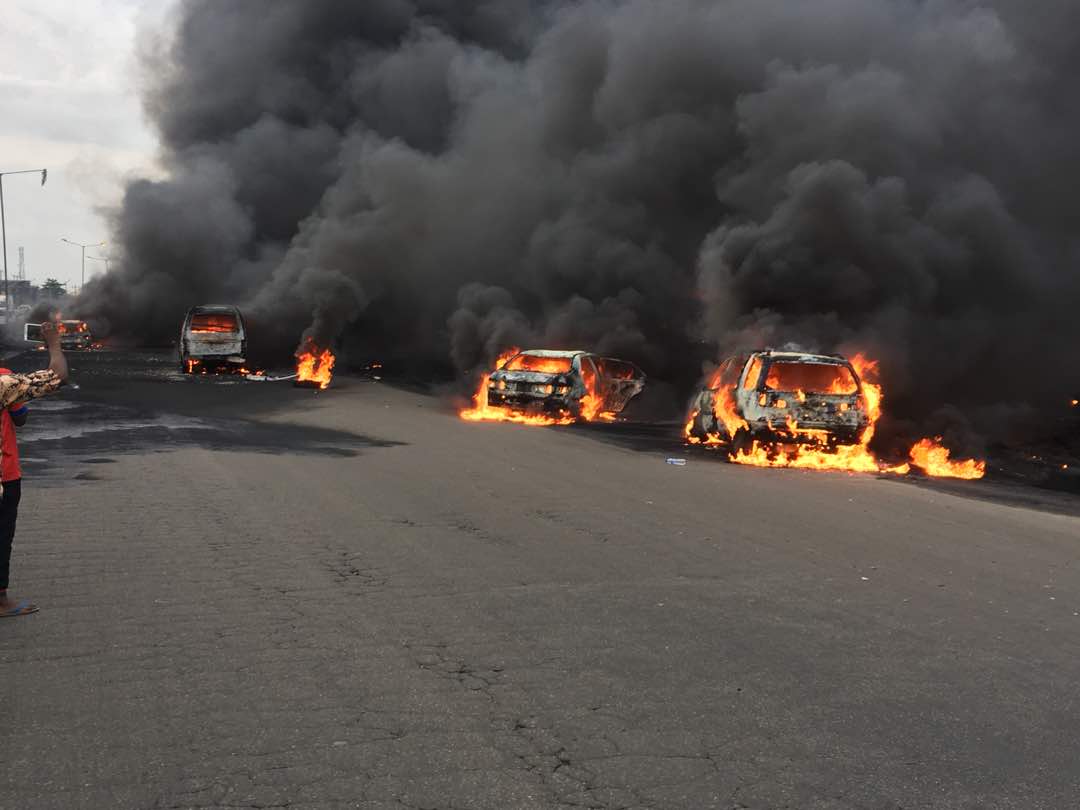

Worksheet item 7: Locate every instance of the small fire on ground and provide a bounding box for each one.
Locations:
[460,347,615,426]
[686,353,986,480]
[184,358,264,377]
[295,339,335,389]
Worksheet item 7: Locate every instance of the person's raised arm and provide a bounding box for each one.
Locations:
[0,322,68,409]
[41,321,69,382]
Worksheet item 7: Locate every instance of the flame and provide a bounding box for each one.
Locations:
[579,391,617,422]
[183,357,263,377]
[504,354,573,374]
[295,339,335,389]
[190,313,239,333]
[685,352,984,479]
[909,438,986,479]
[461,348,615,425]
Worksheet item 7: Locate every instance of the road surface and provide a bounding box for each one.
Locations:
[2,350,1079,810]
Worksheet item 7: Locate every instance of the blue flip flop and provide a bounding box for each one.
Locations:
[0,599,39,618]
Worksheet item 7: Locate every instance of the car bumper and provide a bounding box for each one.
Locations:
[487,390,575,414]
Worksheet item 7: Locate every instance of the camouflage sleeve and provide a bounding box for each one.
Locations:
[0,370,63,409]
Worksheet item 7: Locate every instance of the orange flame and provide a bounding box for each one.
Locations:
[295,339,335,389]
[909,437,986,479]
[685,353,984,479]
[460,348,615,425]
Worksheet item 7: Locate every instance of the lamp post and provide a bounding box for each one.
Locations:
[0,168,47,313]
[60,238,105,289]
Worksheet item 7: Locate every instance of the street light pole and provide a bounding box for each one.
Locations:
[60,237,105,290]
[0,168,47,313]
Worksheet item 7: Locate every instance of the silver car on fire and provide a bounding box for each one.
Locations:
[486,349,645,419]
[687,350,871,451]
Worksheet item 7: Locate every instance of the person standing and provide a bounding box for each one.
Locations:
[0,321,69,618]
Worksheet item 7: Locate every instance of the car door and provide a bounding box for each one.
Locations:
[595,356,645,413]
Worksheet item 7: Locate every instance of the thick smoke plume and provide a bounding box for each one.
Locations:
[79,0,1080,443]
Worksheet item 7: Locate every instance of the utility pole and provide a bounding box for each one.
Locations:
[0,168,47,313]
[17,246,24,281]
[60,237,105,289]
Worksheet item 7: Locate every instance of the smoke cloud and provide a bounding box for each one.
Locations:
[78,0,1080,441]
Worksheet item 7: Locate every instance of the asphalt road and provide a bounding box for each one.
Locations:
[2,350,1079,810]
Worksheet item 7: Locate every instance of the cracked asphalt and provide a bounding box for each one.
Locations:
[2,350,1079,809]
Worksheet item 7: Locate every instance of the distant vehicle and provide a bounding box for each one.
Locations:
[179,305,247,373]
[485,349,645,419]
[58,319,93,350]
[687,350,871,451]
[24,319,93,349]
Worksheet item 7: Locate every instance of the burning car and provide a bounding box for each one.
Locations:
[464,349,645,424]
[58,320,93,350]
[686,349,986,478]
[687,350,871,451]
[179,305,247,373]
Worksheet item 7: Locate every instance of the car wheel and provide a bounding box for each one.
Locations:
[729,427,754,459]
[688,408,712,440]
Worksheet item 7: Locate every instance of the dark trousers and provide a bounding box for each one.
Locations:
[0,479,22,591]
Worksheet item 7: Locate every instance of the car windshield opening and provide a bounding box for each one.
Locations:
[191,313,238,333]
[503,354,573,374]
[764,362,858,395]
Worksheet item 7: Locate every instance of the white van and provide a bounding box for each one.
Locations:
[178,305,247,373]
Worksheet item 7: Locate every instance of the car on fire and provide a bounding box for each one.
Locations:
[687,350,871,451]
[179,305,248,372]
[58,319,93,350]
[485,350,645,420]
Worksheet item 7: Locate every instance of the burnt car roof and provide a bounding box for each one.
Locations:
[753,350,850,365]
[513,349,587,358]
[190,304,242,313]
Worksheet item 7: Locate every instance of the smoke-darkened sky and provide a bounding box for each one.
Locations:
[77,0,1080,442]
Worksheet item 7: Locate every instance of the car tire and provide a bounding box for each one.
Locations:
[688,408,712,441]
[729,427,754,459]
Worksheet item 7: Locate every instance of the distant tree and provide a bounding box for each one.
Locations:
[41,278,66,299]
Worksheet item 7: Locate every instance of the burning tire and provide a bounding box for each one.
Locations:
[729,427,753,458]
[686,407,715,443]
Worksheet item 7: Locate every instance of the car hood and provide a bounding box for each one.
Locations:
[490,370,568,384]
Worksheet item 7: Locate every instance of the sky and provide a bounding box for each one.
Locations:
[0,0,164,292]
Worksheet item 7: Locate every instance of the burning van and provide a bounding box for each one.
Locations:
[465,349,645,424]
[58,320,93,350]
[179,305,247,373]
[687,350,871,451]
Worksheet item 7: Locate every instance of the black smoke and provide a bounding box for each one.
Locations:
[78,0,1080,444]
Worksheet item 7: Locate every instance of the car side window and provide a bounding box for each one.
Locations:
[719,356,746,390]
[600,359,636,381]
[742,356,763,390]
[579,356,599,387]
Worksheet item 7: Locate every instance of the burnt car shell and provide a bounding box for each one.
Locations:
[486,350,645,418]
[691,350,869,447]
[179,304,247,371]
[58,320,93,350]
